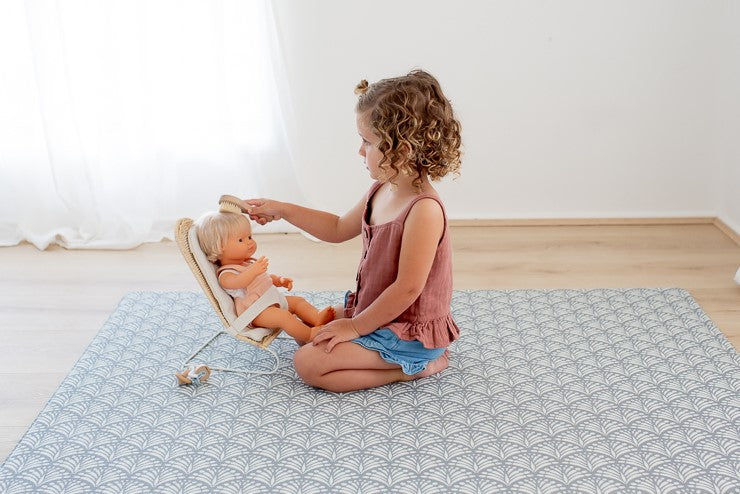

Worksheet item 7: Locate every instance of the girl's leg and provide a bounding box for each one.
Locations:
[285,296,335,326]
[251,307,319,343]
[294,341,404,392]
[294,341,450,393]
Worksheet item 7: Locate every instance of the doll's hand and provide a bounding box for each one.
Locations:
[271,275,293,290]
[247,256,268,275]
[312,319,361,353]
[243,199,284,226]
[279,277,293,290]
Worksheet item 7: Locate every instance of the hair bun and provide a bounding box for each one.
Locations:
[354,79,369,95]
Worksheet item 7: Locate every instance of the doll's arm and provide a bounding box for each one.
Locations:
[270,274,293,290]
[219,257,269,290]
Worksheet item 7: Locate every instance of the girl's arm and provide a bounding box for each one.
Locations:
[218,257,268,290]
[244,196,365,243]
[351,198,444,332]
[313,199,444,350]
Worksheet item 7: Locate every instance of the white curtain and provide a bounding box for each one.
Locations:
[0,0,304,249]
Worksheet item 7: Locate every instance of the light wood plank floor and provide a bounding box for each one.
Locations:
[1,223,738,462]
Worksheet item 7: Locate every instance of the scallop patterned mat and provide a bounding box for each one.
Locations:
[1,289,738,493]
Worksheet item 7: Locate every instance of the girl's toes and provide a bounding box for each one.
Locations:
[414,351,449,379]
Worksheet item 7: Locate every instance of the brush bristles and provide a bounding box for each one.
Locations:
[219,200,242,214]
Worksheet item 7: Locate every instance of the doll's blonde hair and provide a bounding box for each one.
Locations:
[355,69,462,191]
[194,211,251,264]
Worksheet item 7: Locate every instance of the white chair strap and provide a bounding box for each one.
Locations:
[225,290,281,342]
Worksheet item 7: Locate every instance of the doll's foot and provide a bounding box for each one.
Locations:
[412,350,449,379]
[317,306,336,325]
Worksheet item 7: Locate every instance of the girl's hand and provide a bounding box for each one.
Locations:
[244,198,284,226]
[312,319,361,353]
[247,256,268,276]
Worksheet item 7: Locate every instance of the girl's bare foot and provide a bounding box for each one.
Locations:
[404,350,450,381]
[317,306,336,325]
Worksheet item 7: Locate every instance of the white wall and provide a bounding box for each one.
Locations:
[271,0,736,224]
[717,0,740,233]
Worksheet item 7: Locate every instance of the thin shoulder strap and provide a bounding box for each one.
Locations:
[362,181,385,223]
[217,264,243,278]
[398,194,448,231]
[368,181,384,197]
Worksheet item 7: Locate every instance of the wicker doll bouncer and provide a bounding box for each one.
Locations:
[174,217,282,384]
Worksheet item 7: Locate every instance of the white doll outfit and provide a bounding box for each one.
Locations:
[217,261,288,328]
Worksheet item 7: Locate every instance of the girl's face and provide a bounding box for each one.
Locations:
[220,223,257,263]
[356,112,386,181]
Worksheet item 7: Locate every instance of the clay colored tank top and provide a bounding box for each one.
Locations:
[345,181,459,349]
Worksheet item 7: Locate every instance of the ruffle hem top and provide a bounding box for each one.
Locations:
[345,181,460,349]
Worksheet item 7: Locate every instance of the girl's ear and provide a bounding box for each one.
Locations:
[396,142,413,162]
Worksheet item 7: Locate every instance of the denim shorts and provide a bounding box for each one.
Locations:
[353,328,446,375]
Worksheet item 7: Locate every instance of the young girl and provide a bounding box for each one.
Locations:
[194,210,335,344]
[233,69,461,392]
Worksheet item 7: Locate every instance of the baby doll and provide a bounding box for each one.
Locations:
[194,206,334,344]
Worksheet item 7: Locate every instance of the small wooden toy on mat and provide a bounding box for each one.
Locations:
[175,364,211,385]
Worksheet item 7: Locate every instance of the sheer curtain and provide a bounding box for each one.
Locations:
[0,0,304,249]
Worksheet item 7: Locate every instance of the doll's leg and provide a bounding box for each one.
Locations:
[293,341,449,393]
[251,307,320,343]
[285,296,335,326]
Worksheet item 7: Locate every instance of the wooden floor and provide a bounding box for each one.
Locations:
[1,223,739,462]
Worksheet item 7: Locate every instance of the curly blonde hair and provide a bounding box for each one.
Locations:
[194,211,251,264]
[355,70,461,191]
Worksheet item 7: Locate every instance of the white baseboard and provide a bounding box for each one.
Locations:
[715,217,740,246]
[448,217,717,227]
[447,216,740,248]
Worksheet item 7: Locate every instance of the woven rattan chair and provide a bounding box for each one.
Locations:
[175,217,282,378]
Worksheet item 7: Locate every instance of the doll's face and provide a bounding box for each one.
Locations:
[219,223,257,263]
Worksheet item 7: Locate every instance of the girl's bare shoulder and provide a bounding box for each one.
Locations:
[405,196,444,229]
